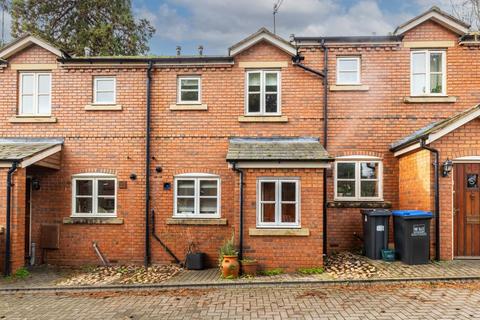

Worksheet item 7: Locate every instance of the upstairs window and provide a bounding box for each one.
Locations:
[337,57,360,85]
[19,72,51,115]
[174,174,220,218]
[246,70,280,115]
[72,174,117,217]
[335,158,383,201]
[411,50,446,96]
[177,76,201,104]
[94,76,116,104]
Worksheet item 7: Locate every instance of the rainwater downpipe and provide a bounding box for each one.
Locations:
[420,138,440,261]
[232,162,244,261]
[4,161,18,276]
[144,60,153,267]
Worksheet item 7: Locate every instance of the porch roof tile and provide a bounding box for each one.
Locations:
[0,137,64,161]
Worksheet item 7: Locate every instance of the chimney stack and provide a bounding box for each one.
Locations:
[198,45,204,56]
[176,46,181,56]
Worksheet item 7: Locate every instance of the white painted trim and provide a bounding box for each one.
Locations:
[233,161,331,169]
[93,76,116,105]
[245,70,281,116]
[393,142,422,157]
[336,56,361,85]
[20,144,62,168]
[0,35,64,59]
[230,33,296,56]
[19,72,52,116]
[452,156,480,163]
[71,175,117,218]
[394,11,469,35]
[173,176,221,219]
[410,50,446,96]
[334,160,383,201]
[177,75,202,104]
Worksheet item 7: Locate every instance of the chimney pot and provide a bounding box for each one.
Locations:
[176,46,181,56]
[198,45,204,56]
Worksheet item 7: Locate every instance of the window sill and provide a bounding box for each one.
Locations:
[85,104,123,111]
[327,201,392,208]
[63,217,124,225]
[404,96,457,103]
[249,228,309,237]
[9,116,57,123]
[238,115,288,123]
[166,218,227,225]
[330,84,369,91]
[169,104,208,111]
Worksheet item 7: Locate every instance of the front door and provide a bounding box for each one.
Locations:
[454,163,480,257]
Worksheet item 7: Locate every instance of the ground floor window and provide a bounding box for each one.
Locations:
[257,178,300,228]
[335,157,383,201]
[174,173,220,218]
[72,174,117,217]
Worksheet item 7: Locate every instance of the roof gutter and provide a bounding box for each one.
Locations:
[4,161,18,276]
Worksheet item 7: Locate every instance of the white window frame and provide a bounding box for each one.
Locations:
[173,173,220,218]
[177,76,201,104]
[93,76,116,105]
[245,70,281,116]
[71,173,117,217]
[336,57,361,85]
[410,50,446,96]
[256,178,300,228]
[334,158,383,201]
[19,72,52,116]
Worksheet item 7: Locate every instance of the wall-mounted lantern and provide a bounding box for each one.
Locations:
[442,159,453,177]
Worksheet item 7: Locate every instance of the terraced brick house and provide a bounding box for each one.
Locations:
[1,6,480,275]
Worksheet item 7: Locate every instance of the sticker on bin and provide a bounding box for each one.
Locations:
[376,225,385,232]
[412,224,427,236]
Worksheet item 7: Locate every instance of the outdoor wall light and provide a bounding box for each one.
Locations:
[442,159,453,177]
[32,179,41,190]
[130,173,137,180]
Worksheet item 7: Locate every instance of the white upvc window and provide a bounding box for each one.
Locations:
[245,70,281,115]
[336,57,361,85]
[72,173,117,217]
[19,72,51,115]
[177,76,201,104]
[94,76,116,104]
[411,50,446,96]
[257,178,300,228]
[334,157,383,201]
[174,173,220,218]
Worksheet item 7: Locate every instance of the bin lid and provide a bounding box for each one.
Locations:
[392,210,433,218]
[360,209,391,216]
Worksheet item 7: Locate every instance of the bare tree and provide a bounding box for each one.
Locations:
[451,0,480,30]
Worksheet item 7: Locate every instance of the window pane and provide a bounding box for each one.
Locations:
[360,162,378,179]
[76,197,92,213]
[177,198,194,214]
[338,71,358,84]
[38,74,50,94]
[265,94,277,113]
[21,96,34,114]
[412,74,426,95]
[281,203,296,223]
[181,91,198,101]
[38,95,51,114]
[430,53,442,73]
[281,182,296,202]
[96,78,115,91]
[261,182,276,201]
[98,180,115,196]
[200,180,217,196]
[430,74,442,94]
[177,180,194,196]
[181,79,198,90]
[337,180,355,197]
[361,181,378,197]
[248,93,260,112]
[98,197,115,213]
[338,59,358,71]
[261,203,275,222]
[248,72,260,90]
[337,163,355,179]
[76,180,92,196]
[21,74,34,94]
[265,73,277,92]
[412,52,426,73]
[200,198,217,214]
[96,91,115,103]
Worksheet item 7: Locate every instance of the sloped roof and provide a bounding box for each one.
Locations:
[0,137,63,161]
[226,137,331,161]
[229,27,297,56]
[394,6,470,35]
[0,34,69,59]
[391,104,480,154]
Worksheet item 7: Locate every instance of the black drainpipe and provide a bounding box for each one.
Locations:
[144,60,153,267]
[232,162,244,261]
[420,139,440,261]
[4,161,18,276]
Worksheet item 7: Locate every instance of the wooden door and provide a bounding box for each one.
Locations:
[454,163,480,257]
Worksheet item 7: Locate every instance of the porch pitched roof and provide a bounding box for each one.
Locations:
[0,137,64,168]
[226,137,331,161]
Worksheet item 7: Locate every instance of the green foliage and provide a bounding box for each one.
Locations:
[297,267,324,275]
[218,233,237,266]
[7,267,31,280]
[8,0,155,56]
[240,257,257,264]
[259,268,283,276]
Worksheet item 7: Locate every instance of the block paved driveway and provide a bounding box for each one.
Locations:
[1,281,480,319]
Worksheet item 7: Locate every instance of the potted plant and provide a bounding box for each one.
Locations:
[240,257,258,276]
[219,234,239,279]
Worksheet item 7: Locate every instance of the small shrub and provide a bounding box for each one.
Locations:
[298,267,324,275]
[218,233,237,266]
[259,268,283,276]
[13,267,30,279]
[240,257,257,264]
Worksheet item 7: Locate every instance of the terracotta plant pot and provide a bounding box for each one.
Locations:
[241,260,258,276]
[221,255,239,278]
